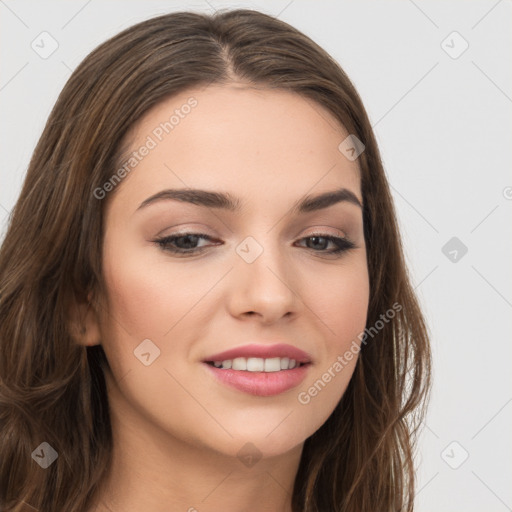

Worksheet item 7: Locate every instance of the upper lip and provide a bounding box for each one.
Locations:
[204,343,313,364]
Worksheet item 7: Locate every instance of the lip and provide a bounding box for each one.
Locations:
[203,362,312,397]
[203,343,313,364]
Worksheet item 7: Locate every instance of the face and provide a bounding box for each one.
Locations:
[95,84,369,460]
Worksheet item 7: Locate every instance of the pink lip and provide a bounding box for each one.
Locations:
[203,343,313,364]
[203,363,311,397]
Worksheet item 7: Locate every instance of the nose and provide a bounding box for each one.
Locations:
[227,240,300,324]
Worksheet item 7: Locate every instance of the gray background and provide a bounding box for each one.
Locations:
[1,1,511,510]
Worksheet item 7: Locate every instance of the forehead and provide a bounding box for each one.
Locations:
[110,85,362,213]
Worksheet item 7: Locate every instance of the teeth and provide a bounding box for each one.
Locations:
[232,357,247,370]
[247,357,264,371]
[264,357,281,372]
[210,357,302,371]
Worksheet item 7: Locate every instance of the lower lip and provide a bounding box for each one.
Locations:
[203,362,311,397]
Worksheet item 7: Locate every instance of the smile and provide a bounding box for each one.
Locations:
[203,359,312,397]
[205,356,307,372]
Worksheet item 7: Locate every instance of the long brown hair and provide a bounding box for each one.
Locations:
[0,9,431,512]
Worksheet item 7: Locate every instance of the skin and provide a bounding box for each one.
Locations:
[79,84,370,512]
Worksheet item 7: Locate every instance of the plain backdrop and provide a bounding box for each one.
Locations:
[1,1,511,510]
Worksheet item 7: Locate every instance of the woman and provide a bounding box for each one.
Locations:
[0,9,431,512]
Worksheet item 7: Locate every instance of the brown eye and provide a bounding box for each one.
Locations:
[154,233,218,255]
[296,235,355,255]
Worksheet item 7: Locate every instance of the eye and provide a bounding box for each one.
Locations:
[295,234,356,255]
[153,232,356,257]
[154,233,218,256]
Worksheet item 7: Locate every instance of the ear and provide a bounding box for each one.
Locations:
[69,290,102,347]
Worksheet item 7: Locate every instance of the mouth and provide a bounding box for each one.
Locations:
[202,342,313,368]
[201,343,313,396]
[201,344,313,397]
[204,357,310,371]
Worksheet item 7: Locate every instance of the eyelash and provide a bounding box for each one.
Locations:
[153,232,356,257]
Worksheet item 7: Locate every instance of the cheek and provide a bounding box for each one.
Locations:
[100,240,209,340]
[293,257,369,430]
[306,255,370,349]
[96,240,182,385]
[97,239,230,387]
[327,275,369,347]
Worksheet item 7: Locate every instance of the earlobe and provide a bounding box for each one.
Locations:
[70,292,102,347]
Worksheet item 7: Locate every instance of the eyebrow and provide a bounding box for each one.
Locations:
[136,187,362,214]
